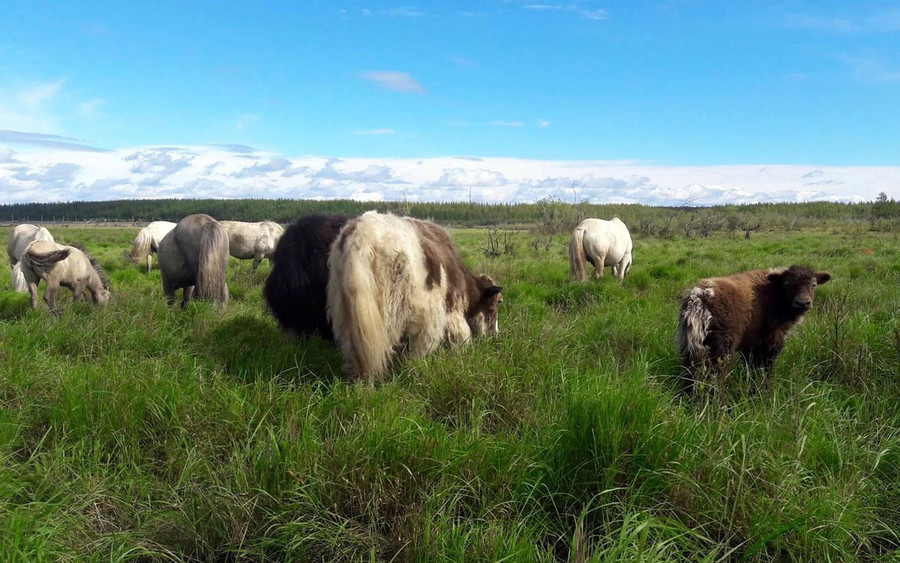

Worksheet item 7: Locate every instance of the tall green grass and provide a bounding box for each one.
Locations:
[0,225,898,561]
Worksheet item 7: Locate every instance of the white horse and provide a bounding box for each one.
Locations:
[123,221,176,272]
[19,240,110,313]
[7,224,55,292]
[569,217,634,281]
[219,220,285,270]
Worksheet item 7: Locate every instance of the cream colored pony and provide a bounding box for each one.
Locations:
[569,217,634,281]
[219,220,285,270]
[123,221,176,272]
[7,224,55,292]
[19,240,110,313]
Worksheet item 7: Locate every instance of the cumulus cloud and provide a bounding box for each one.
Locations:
[360,71,426,92]
[232,156,292,178]
[431,167,508,187]
[0,145,894,205]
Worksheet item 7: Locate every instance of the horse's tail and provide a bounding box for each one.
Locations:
[195,221,229,304]
[327,229,393,383]
[124,227,153,264]
[10,262,28,292]
[569,227,588,280]
[23,247,71,271]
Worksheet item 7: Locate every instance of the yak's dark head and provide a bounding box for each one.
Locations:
[768,265,832,316]
[468,274,503,336]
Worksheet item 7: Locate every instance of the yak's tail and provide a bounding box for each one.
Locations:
[569,227,588,280]
[195,222,229,304]
[676,284,713,364]
[123,226,153,267]
[327,228,394,384]
[10,262,27,292]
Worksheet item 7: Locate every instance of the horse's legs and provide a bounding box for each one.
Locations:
[43,279,61,314]
[593,251,606,279]
[163,279,177,307]
[251,254,263,270]
[181,285,195,309]
[147,254,153,273]
[72,282,86,303]
[28,281,40,309]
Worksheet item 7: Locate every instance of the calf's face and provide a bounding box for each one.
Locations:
[468,275,503,336]
[768,265,832,314]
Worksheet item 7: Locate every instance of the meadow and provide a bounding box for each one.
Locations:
[0,222,898,561]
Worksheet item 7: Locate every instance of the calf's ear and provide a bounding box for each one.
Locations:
[767,272,783,284]
[483,285,503,300]
[815,272,832,284]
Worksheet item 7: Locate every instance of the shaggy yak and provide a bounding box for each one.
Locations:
[676,265,832,397]
[327,211,503,384]
[263,214,350,339]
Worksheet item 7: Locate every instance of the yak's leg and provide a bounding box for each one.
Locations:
[44,278,61,315]
[445,312,473,346]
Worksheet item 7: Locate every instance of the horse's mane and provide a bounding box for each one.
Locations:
[73,243,111,290]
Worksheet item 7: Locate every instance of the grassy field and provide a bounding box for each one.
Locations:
[1,223,898,561]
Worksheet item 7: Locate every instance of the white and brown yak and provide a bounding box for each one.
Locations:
[327,211,503,383]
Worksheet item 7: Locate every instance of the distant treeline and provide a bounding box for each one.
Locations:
[1,196,898,234]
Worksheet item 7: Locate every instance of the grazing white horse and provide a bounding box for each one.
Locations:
[7,224,55,292]
[123,221,176,272]
[19,240,110,313]
[219,220,285,270]
[569,217,634,281]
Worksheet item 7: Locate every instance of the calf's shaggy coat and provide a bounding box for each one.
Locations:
[677,265,832,396]
[263,214,350,339]
[327,211,503,383]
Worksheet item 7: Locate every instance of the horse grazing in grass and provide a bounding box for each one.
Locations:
[7,224,55,292]
[123,221,176,273]
[263,214,350,339]
[158,214,230,308]
[19,240,110,314]
[327,211,503,384]
[569,217,633,281]
[219,220,285,270]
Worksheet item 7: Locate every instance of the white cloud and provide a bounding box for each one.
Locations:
[360,71,426,93]
[0,145,895,205]
[580,9,607,20]
[839,53,900,83]
[353,128,396,135]
[537,118,551,127]
[0,82,64,133]
[492,120,524,127]
[77,98,105,118]
[384,7,423,17]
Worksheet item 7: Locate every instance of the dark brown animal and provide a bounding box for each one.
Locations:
[676,265,832,397]
[263,214,350,339]
[327,211,503,383]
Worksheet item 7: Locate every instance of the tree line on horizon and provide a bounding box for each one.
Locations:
[0,195,897,235]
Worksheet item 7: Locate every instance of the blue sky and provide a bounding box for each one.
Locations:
[1,1,899,204]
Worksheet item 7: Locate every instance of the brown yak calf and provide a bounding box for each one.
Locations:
[677,265,832,397]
